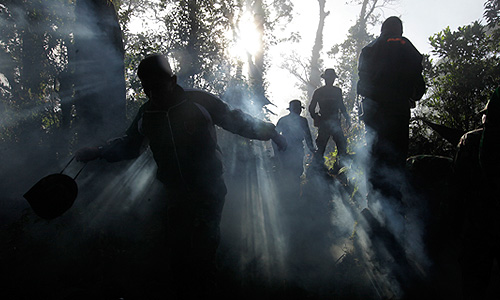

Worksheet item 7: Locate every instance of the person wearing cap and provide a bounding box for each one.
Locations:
[274,100,316,183]
[357,16,425,207]
[308,68,351,164]
[454,87,500,300]
[75,53,287,298]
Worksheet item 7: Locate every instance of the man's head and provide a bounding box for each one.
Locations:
[381,16,403,36]
[288,99,304,115]
[137,54,177,99]
[321,68,337,85]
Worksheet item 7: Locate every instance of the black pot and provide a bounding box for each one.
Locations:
[23,157,85,220]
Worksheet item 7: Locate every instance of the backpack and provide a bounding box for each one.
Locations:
[358,36,425,101]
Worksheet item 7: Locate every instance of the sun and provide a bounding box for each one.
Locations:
[228,11,262,60]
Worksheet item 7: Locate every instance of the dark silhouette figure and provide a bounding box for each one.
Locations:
[309,68,351,164]
[357,16,425,207]
[455,87,500,300]
[75,54,287,299]
[356,17,426,297]
[275,100,316,180]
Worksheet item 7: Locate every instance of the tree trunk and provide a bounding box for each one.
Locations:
[17,2,46,147]
[247,0,271,115]
[73,0,126,146]
[349,0,378,109]
[306,0,329,100]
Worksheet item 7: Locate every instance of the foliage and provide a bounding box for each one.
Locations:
[0,0,128,159]
[115,0,295,119]
[162,0,233,91]
[411,21,500,156]
[484,0,500,50]
[0,0,74,144]
[116,0,242,116]
[329,22,374,115]
[484,0,500,28]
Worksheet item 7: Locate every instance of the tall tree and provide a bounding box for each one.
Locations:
[246,0,271,112]
[280,0,328,101]
[72,0,126,146]
[239,0,293,115]
[306,0,329,100]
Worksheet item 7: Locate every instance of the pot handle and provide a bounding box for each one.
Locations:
[60,156,87,180]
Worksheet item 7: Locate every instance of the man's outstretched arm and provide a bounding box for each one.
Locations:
[75,105,148,163]
[187,89,287,151]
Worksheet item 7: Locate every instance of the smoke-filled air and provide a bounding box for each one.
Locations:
[1,1,499,300]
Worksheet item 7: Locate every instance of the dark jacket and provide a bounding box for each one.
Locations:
[276,113,314,152]
[454,127,500,235]
[100,85,278,192]
[357,34,425,103]
[309,85,349,122]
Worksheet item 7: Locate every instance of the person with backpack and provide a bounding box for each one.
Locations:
[357,16,425,208]
[75,54,287,298]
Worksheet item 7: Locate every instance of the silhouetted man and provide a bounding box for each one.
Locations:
[75,54,287,298]
[309,68,351,164]
[275,100,316,181]
[455,87,500,300]
[357,16,425,207]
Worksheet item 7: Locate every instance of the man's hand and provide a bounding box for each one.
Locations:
[312,114,322,128]
[75,147,101,163]
[272,133,287,152]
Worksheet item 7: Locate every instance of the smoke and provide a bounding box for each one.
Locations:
[350,132,431,299]
[0,2,137,298]
[2,106,434,299]
[0,3,441,300]
[213,98,434,299]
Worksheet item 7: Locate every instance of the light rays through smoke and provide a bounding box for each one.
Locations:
[221,139,288,281]
[75,151,161,228]
[217,127,430,299]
